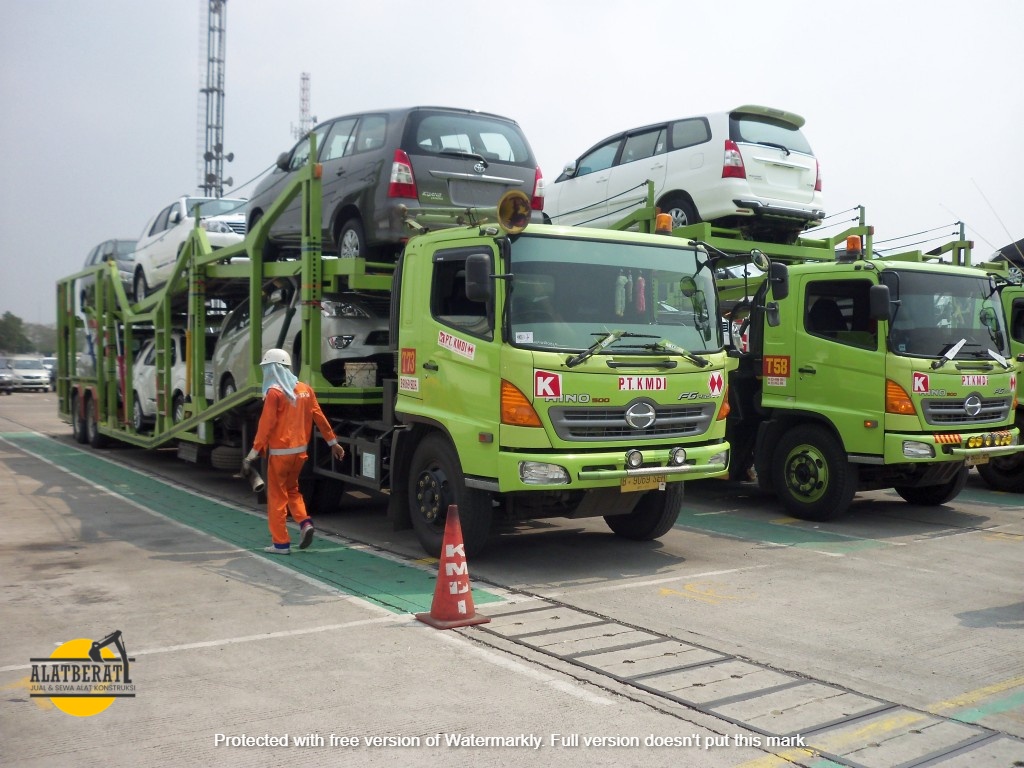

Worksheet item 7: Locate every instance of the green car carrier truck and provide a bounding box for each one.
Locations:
[56,144,737,556]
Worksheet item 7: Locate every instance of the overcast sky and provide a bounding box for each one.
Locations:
[1,0,1022,327]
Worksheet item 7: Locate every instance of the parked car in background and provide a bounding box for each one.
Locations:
[212,278,391,400]
[245,106,544,262]
[7,357,51,392]
[79,238,137,306]
[132,196,246,300]
[0,357,13,394]
[131,332,215,431]
[543,104,824,243]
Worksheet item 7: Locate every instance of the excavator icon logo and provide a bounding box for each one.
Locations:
[28,629,136,717]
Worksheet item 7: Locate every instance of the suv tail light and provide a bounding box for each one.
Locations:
[814,158,822,192]
[531,166,544,211]
[388,150,417,198]
[722,140,746,179]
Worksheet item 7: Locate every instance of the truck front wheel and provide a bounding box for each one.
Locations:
[977,454,1024,493]
[772,424,856,521]
[71,391,88,444]
[604,482,684,540]
[894,466,969,506]
[408,434,492,557]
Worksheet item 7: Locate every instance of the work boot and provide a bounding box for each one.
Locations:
[299,521,314,550]
[264,545,291,555]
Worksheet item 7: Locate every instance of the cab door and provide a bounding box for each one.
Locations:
[793,277,886,455]
[402,244,500,477]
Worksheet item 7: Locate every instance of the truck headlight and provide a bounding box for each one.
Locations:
[902,441,935,459]
[519,462,570,485]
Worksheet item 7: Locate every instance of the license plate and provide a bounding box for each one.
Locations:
[620,474,667,493]
[966,454,990,467]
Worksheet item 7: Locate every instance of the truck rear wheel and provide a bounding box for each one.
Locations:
[85,396,108,448]
[772,424,856,521]
[977,454,1024,493]
[604,482,684,540]
[408,434,492,557]
[71,391,88,444]
[894,466,969,506]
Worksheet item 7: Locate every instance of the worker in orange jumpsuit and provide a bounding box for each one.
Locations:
[244,349,345,554]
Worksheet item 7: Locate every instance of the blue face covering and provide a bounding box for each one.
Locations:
[261,362,299,403]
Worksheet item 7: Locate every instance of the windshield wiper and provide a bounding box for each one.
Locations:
[639,339,711,368]
[565,330,654,368]
[931,338,967,369]
[438,149,486,166]
[756,141,790,155]
[986,348,1011,369]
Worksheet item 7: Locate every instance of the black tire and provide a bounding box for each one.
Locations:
[977,454,1024,493]
[85,395,108,448]
[604,482,684,540]
[71,392,88,444]
[895,467,969,506]
[407,433,492,557]
[133,269,149,302]
[172,392,185,424]
[772,424,857,521]
[210,445,244,471]
[336,219,366,259]
[658,193,700,229]
[131,392,147,432]
[310,477,346,514]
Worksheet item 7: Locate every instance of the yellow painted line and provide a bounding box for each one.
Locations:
[659,582,745,605]
[982,531,1024,543]
[2,677,54,711]
[733,675,1024,768]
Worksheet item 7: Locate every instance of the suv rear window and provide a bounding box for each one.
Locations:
[403,111,533,166]
[730,115,813,155]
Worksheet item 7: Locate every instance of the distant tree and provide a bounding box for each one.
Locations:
[0,311,33,354]
[25,323,58,355]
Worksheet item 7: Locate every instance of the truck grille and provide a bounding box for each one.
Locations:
[921,396,1011,426]
[549,403,713,441]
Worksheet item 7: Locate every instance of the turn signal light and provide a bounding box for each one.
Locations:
[885,379,916,415]
[500,380,542,427]
[722,140,746,179]
[717,386,731,420]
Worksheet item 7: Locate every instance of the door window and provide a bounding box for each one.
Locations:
[669,118,711,150]
[575,140,620,177]
[620,128,666,165]
[322,118,359,161]
[804,280,877,349]
[430,249,492,340]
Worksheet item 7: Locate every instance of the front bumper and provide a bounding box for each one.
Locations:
[489,442,730,492]
[882,428,1020,465]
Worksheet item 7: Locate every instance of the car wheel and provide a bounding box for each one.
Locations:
[71,391,87,443]
[131,392,146,432]
[172,392,185,424]
[86,396,108,448]
[134,269,149,301]
[658,193,700,229]
[771,424,857,521]
[337,219,366,259]
[220,375,236,400]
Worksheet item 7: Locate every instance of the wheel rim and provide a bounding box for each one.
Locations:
[413,466,449,532]
[222,379,236,399]
[783,443,829,503]
[339,228,361,258]
[173,397,184,423]
[667,206,690,228]
[87,402,97,440]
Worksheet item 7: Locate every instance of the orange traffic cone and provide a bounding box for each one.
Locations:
[415,505,491,630]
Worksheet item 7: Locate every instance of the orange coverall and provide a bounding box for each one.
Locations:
[252,381,338,547]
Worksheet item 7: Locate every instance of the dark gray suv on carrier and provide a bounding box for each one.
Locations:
[246,106,544,261]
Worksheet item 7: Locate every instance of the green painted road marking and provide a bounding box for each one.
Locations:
[3,433,501,615]
[675,506,887,555]
[950,688,1024,724]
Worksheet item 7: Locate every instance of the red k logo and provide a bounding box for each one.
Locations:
[912,372,929,393]
[534,371,561,398]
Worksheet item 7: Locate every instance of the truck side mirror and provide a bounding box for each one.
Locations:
[768,262,789,301]
[869,284,891,321]
[464,253,493,303]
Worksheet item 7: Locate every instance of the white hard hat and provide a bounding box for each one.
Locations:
[260,348,291,367]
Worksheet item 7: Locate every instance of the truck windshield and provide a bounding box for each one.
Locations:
[506,234,720,354]
[884,269,1009,359]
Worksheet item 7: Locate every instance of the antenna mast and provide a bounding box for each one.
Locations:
[291,72,314,140]
[199,0,232,197]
